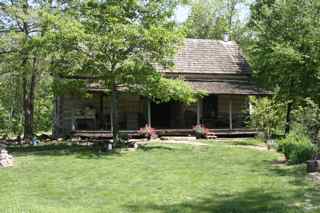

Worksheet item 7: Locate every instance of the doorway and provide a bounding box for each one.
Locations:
[151,102,171,128]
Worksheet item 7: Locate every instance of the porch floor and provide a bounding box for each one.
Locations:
[72,128,258,139]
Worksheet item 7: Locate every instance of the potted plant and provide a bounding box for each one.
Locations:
[138,125,157,140]
[193,124,209,139]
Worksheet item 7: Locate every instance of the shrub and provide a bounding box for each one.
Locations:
[278,131,316,164]
[249,97,286,140]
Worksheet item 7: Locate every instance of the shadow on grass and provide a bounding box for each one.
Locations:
[6,143,176,159]
[228,140,264,146]
[125,188,319,213]
[7,143,122,159]
[268,163,310,187]
[139,145,174,152]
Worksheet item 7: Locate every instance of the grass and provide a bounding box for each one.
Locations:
[0,141,319,213]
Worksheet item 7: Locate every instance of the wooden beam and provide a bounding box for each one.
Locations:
[147,99,151,127]
[229,97,233,130]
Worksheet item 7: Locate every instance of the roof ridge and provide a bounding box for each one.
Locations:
[185,38,238,44]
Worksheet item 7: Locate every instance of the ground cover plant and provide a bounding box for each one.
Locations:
[0,141,319,213]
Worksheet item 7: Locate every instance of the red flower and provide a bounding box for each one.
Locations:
[139,124,157,139]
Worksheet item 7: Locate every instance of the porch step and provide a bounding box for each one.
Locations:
[206,132,217,139]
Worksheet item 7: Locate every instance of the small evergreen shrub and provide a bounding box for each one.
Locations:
[278,132,316,164]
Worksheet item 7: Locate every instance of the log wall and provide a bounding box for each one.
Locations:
[55,93,146,137]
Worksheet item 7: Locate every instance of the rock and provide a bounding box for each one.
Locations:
[0,149,14,168]
[309,172,320,183]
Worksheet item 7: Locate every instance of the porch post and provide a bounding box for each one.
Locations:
[71,96,76,131]
[147,99,151,127]
[71,112,76,131]
[197,99,202,125]
[110,102,113,131]
[249,96,253,115]
[229,96,233,130]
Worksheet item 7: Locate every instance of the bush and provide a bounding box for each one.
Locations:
[249,97,286,140]
[278,132,316,164]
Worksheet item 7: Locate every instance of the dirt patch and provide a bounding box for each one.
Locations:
[223,144,270,152]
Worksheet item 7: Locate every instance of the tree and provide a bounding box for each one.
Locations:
[0,0,56,141]
[0,73,23,136]
[47,0,199,145]
[184,0,250,42]
[184,0,228,39]
[248,0,320,134]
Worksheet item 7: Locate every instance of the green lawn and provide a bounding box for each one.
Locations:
[0,141,319,213]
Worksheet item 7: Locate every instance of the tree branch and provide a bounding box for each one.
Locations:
[0,49,17,55]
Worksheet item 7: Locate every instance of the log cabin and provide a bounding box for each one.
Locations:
[53,38,269,138]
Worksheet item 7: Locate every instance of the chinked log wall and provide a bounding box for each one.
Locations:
[57,94,146,136]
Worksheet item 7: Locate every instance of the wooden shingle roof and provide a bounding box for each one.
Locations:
[158,39,269,95]
[160,39,250,74]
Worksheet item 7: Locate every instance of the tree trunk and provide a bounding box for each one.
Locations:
[23,69,37,142]
[111,83,120,146]
[227,1,236,32]
[285,101,293,135]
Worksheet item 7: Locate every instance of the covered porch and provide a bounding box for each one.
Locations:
[54,91,252,137]
[148,94,249,130]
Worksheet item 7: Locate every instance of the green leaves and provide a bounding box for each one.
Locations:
[48,0,197,104]
[149,77,202,104]
[249,96,286,139]
[249,0,320,103]
[184,0,250,42]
